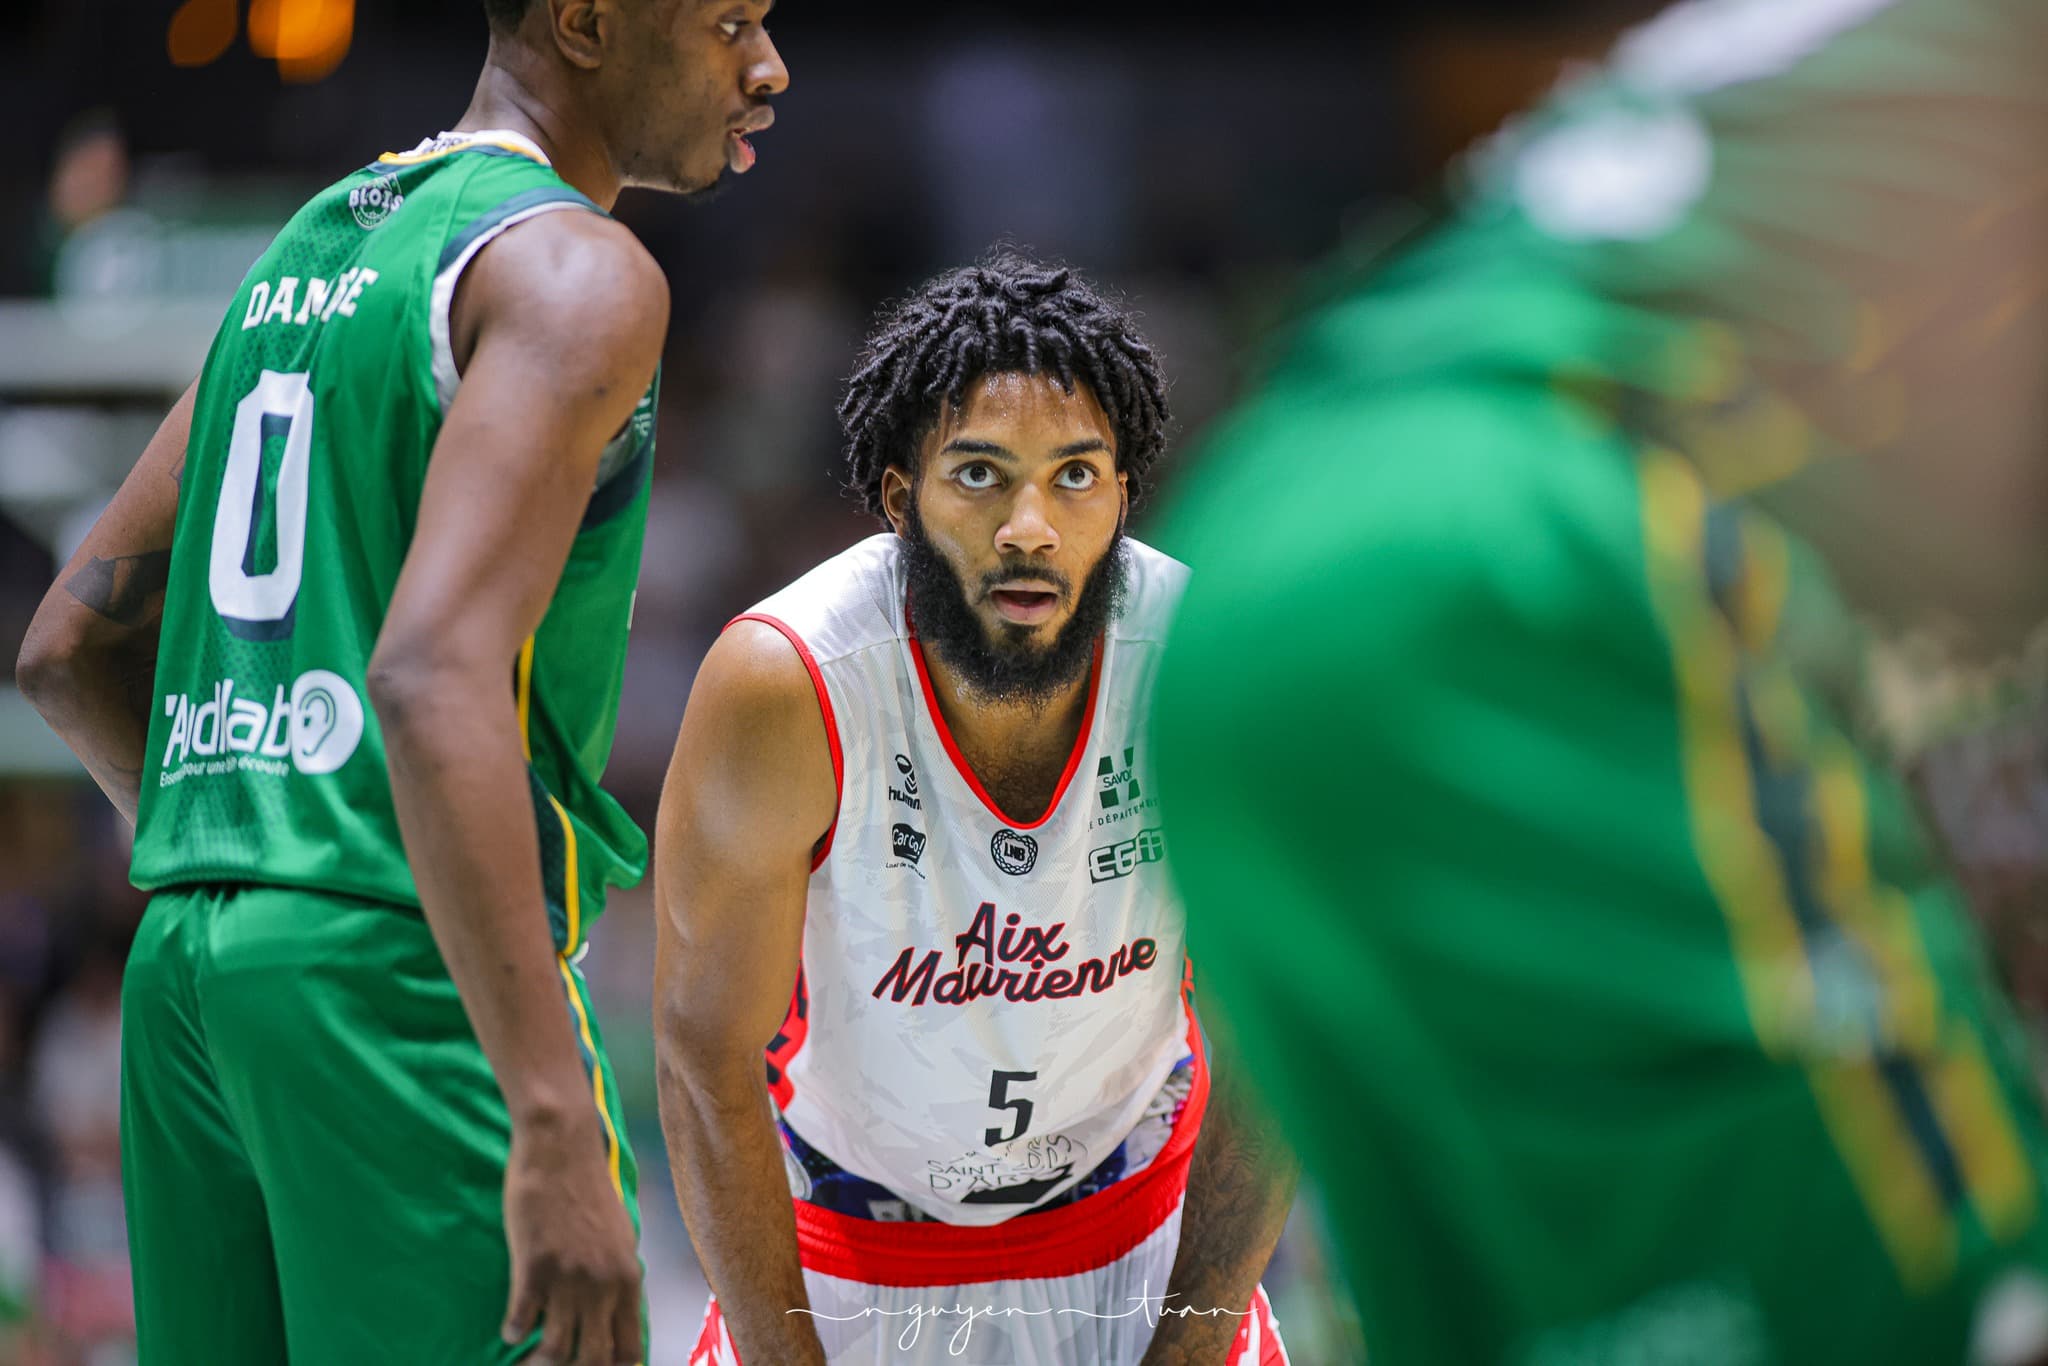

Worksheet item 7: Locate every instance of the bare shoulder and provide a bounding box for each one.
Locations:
[454,209,669,369]
[666,619,837,850]
[688,620,825,739]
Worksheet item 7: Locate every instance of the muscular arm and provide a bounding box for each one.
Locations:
[654,622,837,1366]
[366,209,665,1366]
[1139,1000,1299,1366]
[16,380,193,823]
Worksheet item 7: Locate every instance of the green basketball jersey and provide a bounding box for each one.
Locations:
[131,130,656,951]
[1155,1,2048,1361]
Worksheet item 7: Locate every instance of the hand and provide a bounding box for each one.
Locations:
[501,1112,645,1366]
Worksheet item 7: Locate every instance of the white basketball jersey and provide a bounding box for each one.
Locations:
[739,533,1192,1226]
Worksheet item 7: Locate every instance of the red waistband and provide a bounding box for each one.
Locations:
[792,999,1210,1288]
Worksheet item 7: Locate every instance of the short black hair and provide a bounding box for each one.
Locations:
[839,251,1171,521]
[482,0,533,32]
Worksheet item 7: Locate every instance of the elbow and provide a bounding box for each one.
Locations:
[653,994,712,1078]
[653,993,764,1107]
[15,618,82,715]
[364,640,464,738]
[363,652,419,732]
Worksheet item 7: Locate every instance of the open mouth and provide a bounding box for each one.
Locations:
[725,130,757,173]
[726,108,774,175]
[989,588,1060,624]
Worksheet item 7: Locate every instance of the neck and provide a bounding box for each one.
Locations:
[456,44,621,209]
[922,643,1096,785]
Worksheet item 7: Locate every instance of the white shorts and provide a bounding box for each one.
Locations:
[689,1037,1290,1365]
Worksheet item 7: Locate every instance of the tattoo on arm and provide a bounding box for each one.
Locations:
[64,549,173,627]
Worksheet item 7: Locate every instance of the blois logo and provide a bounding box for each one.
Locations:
[348,174,403,230]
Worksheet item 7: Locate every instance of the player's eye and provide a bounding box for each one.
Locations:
[1056,463,1099,490]
[718,16,747,38]
[955,462,999,490]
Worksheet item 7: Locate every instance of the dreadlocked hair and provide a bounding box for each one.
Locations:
[839,250,1170,520]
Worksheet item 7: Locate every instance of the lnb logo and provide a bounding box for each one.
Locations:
[990,828,1038,876]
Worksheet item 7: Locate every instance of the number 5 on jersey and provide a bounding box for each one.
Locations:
[211,369,314,641]
[986,1069,1037,1145]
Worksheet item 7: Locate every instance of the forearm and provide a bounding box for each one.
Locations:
[1139,1074,1300,1364]
[17,608,162,825]
[656,1037,825,1366]
[20,639,158,823]
[373,671,594,1127]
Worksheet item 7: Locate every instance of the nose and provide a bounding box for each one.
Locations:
[996,485,1058,560]
[746,31,789,98]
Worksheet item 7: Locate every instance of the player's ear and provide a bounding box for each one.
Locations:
[547,0,606,69]
[881,465,914,535]
[1116,469,1129,530]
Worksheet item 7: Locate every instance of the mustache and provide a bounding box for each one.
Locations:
[978,563,1073,599]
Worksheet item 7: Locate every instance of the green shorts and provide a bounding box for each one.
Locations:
[1154,375,2048,1365]
[119,883,640,1365]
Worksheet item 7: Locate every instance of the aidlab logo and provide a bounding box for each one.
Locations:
[159,667,364,781]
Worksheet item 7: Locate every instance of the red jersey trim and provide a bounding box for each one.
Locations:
[726,613,843,871]
[763,966,810,1111]
[791,998,1209,1287]
[907,632,1104,833]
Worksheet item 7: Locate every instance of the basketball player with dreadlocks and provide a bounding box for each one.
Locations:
[654,253,1294,1366]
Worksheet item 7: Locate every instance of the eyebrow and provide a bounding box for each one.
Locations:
[939,437,1111,460]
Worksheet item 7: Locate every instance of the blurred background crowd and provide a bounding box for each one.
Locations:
[0,1,2042,1363]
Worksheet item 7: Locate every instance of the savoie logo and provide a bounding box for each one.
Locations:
[160,669,365,783]
[348,175,403,230]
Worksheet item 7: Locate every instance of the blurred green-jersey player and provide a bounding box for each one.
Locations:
[1154,1,2048,1363]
